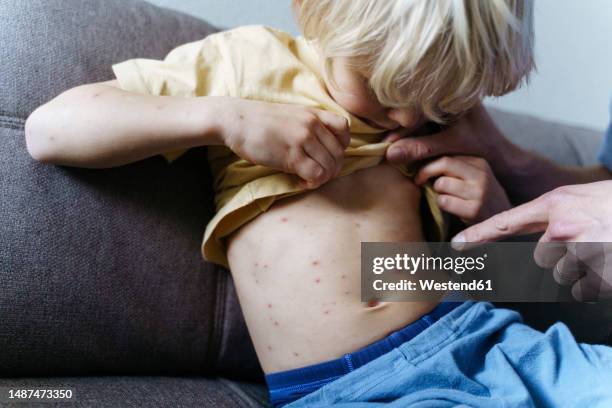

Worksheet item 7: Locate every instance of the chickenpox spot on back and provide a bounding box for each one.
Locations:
[281,217,289,223]
[267,303,272,309]
[312,260,320,267]
[314,278,321,284]
[323,310,331,315]
[341,274,347,279]
[274,320,280,326]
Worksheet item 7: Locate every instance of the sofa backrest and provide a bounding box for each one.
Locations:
[0,0,260,379]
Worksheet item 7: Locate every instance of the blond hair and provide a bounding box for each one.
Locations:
[294,0,535,123]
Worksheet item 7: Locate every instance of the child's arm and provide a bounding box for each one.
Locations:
[414,156,512,225]
[25,80,225,168]
[25,81,350,188]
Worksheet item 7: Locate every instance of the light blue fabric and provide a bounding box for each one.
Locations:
[597,96,612,170]
[288,301,612,407]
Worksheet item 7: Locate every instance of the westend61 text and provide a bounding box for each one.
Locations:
[373,279,493,292]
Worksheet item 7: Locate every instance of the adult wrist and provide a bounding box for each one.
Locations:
[493,137,531,182]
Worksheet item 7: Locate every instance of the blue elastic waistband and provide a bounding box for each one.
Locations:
[265,301,463,407]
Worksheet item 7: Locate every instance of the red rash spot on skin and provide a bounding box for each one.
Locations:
[267,345,272,351]
[281,217,288,222]
[274,320,280,326]
[267,303,272,308]
[341,274,347,279]
[255,280,260,284]
[355,222,361,228]
[324,310,330,315]
[344,291,350,295]
[315,278,321,284]
[264,264,269,268]
[367,299,380,308]
[293,352,300,357]
[312,260,320,266]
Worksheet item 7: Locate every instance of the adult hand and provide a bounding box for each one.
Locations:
[384,102,608,203]
[452,181,612,301]
[385,103,513,174]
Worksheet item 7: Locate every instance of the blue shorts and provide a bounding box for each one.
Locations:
[266,301,612,407]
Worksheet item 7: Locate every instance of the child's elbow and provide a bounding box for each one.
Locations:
[25,105,62,163]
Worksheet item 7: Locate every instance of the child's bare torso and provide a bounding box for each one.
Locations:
[227,163,438,373]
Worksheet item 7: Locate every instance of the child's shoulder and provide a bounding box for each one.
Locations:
[220,25,295,40]
[211,25,298,49]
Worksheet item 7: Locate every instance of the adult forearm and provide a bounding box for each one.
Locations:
[495,139,611,203]
[25,82,228,168]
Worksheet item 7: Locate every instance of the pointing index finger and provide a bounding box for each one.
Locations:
[451,195,551,249]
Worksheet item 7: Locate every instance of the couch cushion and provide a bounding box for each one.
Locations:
[0,0,260,380]
[0,376,270,407]
[1,0,215,119]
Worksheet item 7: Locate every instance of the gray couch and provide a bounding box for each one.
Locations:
[0,0,610,407]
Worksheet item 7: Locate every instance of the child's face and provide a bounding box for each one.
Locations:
[323,57,425,132]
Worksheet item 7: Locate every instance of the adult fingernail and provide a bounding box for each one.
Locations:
[388,146,406,162]
[451,234,465,250]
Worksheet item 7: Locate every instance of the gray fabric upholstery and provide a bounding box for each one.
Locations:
[0,376,270,407]
[0,0,260,381]
[1,0,213,118]
[489,108,604,166]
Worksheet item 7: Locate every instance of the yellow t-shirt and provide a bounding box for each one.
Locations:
[112,25,445,268]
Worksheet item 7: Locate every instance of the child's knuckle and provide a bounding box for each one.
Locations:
[303,112,319,128]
